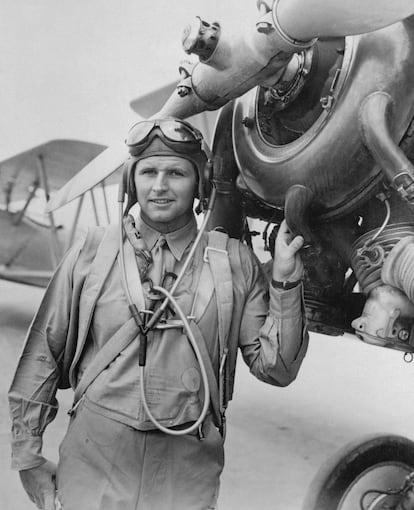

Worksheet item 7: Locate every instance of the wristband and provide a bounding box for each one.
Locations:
[271,278,302,290]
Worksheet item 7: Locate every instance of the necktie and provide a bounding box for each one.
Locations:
[150,236,175,288]
[150,236,166,287]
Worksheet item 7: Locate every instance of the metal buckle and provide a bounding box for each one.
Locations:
[203,246,228,263]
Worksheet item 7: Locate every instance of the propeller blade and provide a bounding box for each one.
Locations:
[129,81,178,118]
[46,142,127,212]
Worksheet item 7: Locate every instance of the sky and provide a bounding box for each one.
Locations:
[0,1,257,160]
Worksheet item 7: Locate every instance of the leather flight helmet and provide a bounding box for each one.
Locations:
[122,118,212,214]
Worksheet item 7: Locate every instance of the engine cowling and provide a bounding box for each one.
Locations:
[232,17,414,220]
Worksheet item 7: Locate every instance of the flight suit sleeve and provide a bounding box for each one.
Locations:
[237,246,309,387]
[8,236,87,471]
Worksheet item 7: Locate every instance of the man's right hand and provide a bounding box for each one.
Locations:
[19,459,57,510]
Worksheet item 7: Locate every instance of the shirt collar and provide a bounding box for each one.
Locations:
[136,215,198,261]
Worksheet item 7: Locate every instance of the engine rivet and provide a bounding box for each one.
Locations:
[399,329,410,341]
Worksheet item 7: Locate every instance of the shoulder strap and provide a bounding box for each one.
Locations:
[204,231,233,427]
[69,225,139,409]
[224,239,244,404]
[205,231,233,355]
[187,320,222,430]
[72,224,120,371]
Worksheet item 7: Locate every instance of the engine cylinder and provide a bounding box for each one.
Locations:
[351,222,414,295]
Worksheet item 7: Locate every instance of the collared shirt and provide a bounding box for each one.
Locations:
[8,215,308,470]
[141,215,197,262]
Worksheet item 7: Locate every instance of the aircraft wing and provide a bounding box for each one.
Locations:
[46,142,127,211]
[0,139,108,204]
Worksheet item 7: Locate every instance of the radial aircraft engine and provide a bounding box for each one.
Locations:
[154,2,414,506]
[157,0,414,359]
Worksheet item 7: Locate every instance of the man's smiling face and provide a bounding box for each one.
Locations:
[134,155,197,233]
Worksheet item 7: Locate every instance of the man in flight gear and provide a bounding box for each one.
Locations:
[9,117,308,510]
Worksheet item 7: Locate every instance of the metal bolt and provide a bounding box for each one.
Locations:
[256,21,273,34]
[320,95,334,111]
[242,117,254,129]
[177,85,191,97]
[399,329,410,341]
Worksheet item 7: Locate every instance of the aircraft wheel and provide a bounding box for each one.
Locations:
[303,434,414,510]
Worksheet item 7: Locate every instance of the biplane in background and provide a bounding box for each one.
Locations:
[0,84,217,288]
[0,139,122,287]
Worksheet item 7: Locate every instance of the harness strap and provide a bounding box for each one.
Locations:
[69,225,132,411]
[69,225,119,385]
[70,318,138,414]
[205,231,233,424]
[70,226,235,433]
[187,321,222,429]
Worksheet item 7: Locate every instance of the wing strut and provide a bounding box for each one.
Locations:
[36,155,61,266]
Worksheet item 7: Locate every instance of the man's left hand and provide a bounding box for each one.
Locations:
[272,219,304,282]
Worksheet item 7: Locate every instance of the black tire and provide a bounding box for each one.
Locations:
[303,434,414,510]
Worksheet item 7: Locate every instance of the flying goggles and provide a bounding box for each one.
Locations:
[126,119,204,157]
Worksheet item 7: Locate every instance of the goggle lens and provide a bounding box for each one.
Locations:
[126,119,202,149]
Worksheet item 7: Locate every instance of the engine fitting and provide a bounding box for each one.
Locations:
[351,224,414,352]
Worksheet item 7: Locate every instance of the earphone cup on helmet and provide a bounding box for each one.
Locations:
[122,162,129,194]
[122,159,138,214]
[197,139,214,202]
[200,159,213,201]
